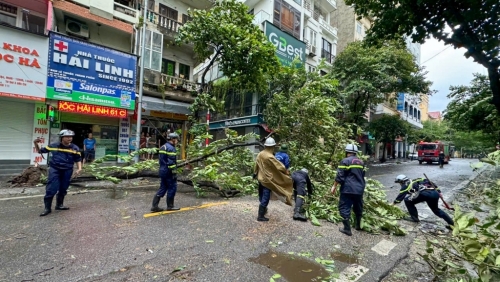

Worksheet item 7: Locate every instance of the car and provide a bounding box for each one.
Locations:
[407,152,418,160]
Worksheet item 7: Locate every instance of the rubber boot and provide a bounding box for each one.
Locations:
[150,195,164,212]
[293,208,307,221]
[339,219,352,236]
[55,195,70,210]
[403,215,420,222]
[40,197,53,217]
[166,197,180,211]
[441,212,454,226]
[257,205,269,222]
[355,215,362,231]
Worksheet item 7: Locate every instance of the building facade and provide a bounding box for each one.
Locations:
[0,0,51,175]
[193,0,339,150]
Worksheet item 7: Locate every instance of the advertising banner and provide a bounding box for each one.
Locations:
[46,32,137,109]
[118,117,130,163]
[0,26,48,101]
[397,93,405,111]
[31,103,50,165]
[264,21,306,67]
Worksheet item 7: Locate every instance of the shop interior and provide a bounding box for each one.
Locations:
[62,122,119,159]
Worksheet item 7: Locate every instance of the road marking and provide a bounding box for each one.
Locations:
[371,239,397,256]
[0,190,106,201]
[143,201,229,218]
[334,264,369,281]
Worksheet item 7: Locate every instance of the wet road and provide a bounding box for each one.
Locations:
[0,158,477,282]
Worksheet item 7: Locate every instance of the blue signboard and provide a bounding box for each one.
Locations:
[397,93,405,111]
[46,32,137,109]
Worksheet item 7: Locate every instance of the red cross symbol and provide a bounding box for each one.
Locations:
[54,40,68,53]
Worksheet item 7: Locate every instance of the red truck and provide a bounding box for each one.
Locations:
[417,141,451,165]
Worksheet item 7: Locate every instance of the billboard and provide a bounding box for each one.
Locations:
[46,32,137,109]
[397,93,405,111]
[264,21,306,67]
[0,25,48,101]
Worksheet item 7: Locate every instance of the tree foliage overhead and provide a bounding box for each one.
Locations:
[175,0,279,93]
[329,41,433,126]
[346,0,500,114]
[368,114,408,159]
[445,73,500,137]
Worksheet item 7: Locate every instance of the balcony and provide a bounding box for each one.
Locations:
[400,111,423,129]
[319,17,338,38]
[303,0,312,18]
[322,0,337,11]
[145,10,183,37]
[252,10,270,26]
[113,2,138,23]
[321,49,335,64]
[161,74,200,93]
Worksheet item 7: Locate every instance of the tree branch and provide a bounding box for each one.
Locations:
[201,47,223,92]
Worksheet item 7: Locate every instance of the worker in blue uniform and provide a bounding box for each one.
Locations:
[331,144,366,236]
[291,168,314,221]
[275,144,290,174]
[151,132,180,212]
[34,129,82,217]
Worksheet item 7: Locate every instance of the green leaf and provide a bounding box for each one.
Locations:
[310,215,321,226]
[272,274,282,279]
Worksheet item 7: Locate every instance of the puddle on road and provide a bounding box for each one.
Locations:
[249,251,329,282]
[330,251,359,264]
[107,189,128,199]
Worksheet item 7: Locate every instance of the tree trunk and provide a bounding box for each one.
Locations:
[488,67,500,114]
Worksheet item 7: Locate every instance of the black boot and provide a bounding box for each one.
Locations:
[55,195,69,210]
[403,215,420,222]
[355,215,362,231]
[166,197,180,211]
[257,205,269,221]
[40,197,53,216]
[293,197,307,221]
[339,219,352,236]
[150,195,164,212]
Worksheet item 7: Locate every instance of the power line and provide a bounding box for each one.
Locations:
[422,45,452,64]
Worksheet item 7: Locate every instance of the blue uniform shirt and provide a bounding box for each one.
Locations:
[83,138,96,150]
[40,142,81,170]
[275,152,290,169]
[159,142,177,172]
[335,155,366,195]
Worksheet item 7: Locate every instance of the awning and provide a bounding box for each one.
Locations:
[141,96,191,115]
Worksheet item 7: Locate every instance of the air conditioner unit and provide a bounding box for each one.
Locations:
[308,45,317,56]
[66,19,89,39]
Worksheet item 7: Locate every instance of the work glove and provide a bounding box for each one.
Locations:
[252,173,257,180]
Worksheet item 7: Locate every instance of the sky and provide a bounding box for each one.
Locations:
[421,38,488,113]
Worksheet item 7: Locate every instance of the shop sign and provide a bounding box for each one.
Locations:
[118,117,130,163]
[0,26,48,101]
[264,21,306,67]
[46,32,137,109]
[31,103,50,165]
[209,115,261,130]
[145,110,189,121]
[58,101,127,118]
[397,93,405,111]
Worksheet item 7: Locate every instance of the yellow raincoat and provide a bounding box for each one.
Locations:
[254,147,294,206]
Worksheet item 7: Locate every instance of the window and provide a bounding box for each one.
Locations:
[273,0,301,39]
[0,2,45,35]
[159,4,178,21]
[22,12,45,35]
[309,28,317,47]
[321,38,333,63]
[179,63,190,80]
[181,14,191,24]
[142,29,163,71]
[161,59,175,76]
[356,21,362,35]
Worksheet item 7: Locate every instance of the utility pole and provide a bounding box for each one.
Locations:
[134,0,148,163]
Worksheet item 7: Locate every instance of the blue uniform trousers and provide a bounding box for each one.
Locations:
[339,193,363,220]
[156,170,177,199]
[45,167,73,199]
[258,183,271,207]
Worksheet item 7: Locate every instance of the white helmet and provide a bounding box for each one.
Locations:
[59,129,75,137]
[264,137,276,147]
[395,174,409,183]
[345,144,358,153]
[301,168,308,174]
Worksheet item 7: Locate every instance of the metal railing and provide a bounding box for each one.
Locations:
[321,49,335,64]
[144,9,183,33]
[319,17,338,36]
[114,2,137,17]
[161,74,200,92]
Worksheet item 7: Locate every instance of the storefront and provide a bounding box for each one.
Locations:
[45,32,137,160]
[209,115,264,154]
[0,25,49,164]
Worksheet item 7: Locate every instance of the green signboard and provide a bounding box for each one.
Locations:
[264,21,306,67]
